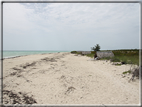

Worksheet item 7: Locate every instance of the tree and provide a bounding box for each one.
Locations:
[91,44,100,51]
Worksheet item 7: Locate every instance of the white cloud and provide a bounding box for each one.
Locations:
[3,3,140,51]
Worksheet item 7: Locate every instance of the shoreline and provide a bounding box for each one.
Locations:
[2,52,140,104]
[2,52,69,60]
[2,55,27,60]
[2,51,70,59]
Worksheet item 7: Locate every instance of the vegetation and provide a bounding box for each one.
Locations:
[71,49,139,65]
[115,64,122,66]
[71,51,81,54]
[101,50,139,65]
[86,53,94,58]
[71,51,78,54]
[91,44,100,51]
[91,51,96,54]
[123,70,131,74]
[71,49,140,81]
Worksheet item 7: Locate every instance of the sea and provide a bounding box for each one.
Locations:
[1,51,70,59]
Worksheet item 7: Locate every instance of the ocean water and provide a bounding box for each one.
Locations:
[2,51,69,58]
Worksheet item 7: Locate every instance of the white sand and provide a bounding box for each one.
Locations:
[2,52,140,105]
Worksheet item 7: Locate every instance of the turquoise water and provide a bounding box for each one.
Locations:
[2,51,70,58]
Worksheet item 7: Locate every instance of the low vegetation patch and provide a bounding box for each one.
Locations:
[115,64,122,66]
[112,49,139,56]
[123,70,131,74]
[71,49,140,82]
[71,51,82,55]
[99,50,139,65]
[86,53,94,58]
[71,49,139,65]
[71,51,78,54]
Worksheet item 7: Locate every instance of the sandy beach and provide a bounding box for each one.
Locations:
[2,52,140,105]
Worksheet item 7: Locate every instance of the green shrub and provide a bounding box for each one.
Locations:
[86,54,94,58]
[91,51,96,54]
[112,50,139,56]
[123,70,131,74]
[71,51,77,54]
[72,49,139,65]
[77,52,82,55]
[115,64,122,66]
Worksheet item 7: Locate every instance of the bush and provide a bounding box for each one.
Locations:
[123,70,131,74]
[71,51,82,55]
[71,51,77,54]
[115,64,122,66]
[86,53,94,58]
[91,51,96,54]
[77,52,82,54]
[112,50,139,56]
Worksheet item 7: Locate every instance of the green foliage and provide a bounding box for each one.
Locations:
[91,51,96,54]
[71,49,139,65]
[112,50,139,56]
[101,57,111,60]
[123,70,131,74]
[86,53,94,58]
[101,55,139,65]
[115,64,122,66]
[95,44,100,51]
[71,51,77,54]
[87,49,139,65]
[91,44,100,51]
[77,52,82,54]
[70,51,82,55]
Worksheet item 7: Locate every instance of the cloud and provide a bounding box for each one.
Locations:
[3,3,140,51]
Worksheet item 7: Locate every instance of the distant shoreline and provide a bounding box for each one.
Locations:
[2,51,70,59]
[2,55,27,60]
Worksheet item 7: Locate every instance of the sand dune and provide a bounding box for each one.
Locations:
[2,52,140,105]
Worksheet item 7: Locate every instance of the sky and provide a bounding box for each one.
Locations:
[2,2,140,51]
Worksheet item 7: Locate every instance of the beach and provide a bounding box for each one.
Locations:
[2,52,140,105]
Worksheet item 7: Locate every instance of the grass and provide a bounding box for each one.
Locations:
[71,49,139,65]
[115,64,122,66]
[101,55,139,65]
[86,53,94,58]
[122,70,131,74]
[71,51,82,55]
[71,50,139,76]
[99,50,139,65]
